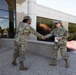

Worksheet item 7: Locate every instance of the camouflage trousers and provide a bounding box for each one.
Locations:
[13,40,27,64]
[53,43,68,60]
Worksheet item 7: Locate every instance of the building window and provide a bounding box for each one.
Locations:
[0,0,16,38]
[0,19,9,38]
[37,16,56,42]
[68,23,76,41]
[0,3,8,10]
[0,10,9,18]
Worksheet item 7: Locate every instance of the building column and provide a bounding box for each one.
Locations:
[28,0,37,40]
[28,0,37,29]
[62,21,68,31]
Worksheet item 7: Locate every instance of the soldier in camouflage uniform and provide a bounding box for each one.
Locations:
[12,16,44,70]
[45,20,69,68]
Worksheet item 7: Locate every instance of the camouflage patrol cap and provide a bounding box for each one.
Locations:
[54,20,62,24]
[23,16,32,20]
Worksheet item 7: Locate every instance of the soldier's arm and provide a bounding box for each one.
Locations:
[26,26,44,39]
[59,29,68,40]
[45,30,54,38]
[62,29,68,39]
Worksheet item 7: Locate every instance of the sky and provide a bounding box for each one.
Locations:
[37,0,76,16]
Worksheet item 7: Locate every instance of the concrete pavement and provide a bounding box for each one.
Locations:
[0,48,76,75]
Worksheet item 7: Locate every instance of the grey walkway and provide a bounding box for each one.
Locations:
[0,48,76,75]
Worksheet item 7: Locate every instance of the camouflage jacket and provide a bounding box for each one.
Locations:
[46,27,67,44]
[14,22,43,43]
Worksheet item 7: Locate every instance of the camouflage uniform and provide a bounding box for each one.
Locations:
[13,22,43,64]
[46,27,68,60]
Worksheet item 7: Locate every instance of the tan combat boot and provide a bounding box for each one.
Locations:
[19,64,28,70]
[49,59,57,66]
[64,59,70,68]
[11,58,17,66]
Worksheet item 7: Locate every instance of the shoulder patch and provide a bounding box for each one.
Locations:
[19,22,24,28]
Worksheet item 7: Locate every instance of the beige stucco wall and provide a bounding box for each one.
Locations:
[62,21,68,31]
[16,12,26,27]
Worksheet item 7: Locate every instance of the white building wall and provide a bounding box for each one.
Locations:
[28,0,37,29]
[16,0,28,26]
[16,13,26,27]
[16,0,28,14]
[16,1,76,27]
[62,21,68,31]
[27,0,37,40]
[37,5,76,23]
